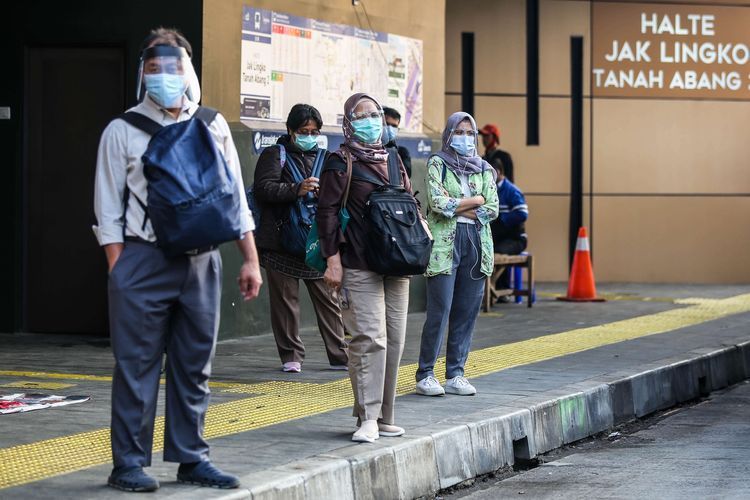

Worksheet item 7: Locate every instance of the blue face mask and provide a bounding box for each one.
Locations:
[450,134,476,157]
[384,125,398,143]
[294,134,318,151]
[351,117,383,144]
[144,73,186,108]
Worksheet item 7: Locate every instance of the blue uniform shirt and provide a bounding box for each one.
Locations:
[493,178,528,241]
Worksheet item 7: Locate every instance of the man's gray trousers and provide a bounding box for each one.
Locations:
[107,241,222,468]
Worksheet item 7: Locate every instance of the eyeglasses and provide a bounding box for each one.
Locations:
[295,129,320,136]
[452,129,477,137]
[351,111,383,121]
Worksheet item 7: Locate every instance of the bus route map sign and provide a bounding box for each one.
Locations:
[240,6,424,132]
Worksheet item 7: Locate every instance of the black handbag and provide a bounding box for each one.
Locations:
[362,148,433,276]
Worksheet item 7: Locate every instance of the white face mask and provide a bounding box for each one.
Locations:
[385,125,398,143]
[450,134,476,156]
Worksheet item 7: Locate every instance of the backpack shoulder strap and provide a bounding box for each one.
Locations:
[193,106,219,125]
[284,151,306,184]
[277,144,286,169]
[321,154,384,186]
[311,149,326,178]
[386,146,401,187]
[118,112,162,136]
[351,166,385,186]
[322,154,346,173]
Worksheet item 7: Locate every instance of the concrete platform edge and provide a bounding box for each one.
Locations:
[176,336,750,500]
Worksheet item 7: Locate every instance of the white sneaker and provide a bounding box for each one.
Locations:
[282,362,301,373]
[415,376,445,396]
[444,376,476,396]
[352,419,379,443]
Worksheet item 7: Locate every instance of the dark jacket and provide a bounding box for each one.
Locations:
[253,135,327,252]
[484,148,514,183]
[317,152,412,271]
[385,141,412,178]
[490,178,528,246]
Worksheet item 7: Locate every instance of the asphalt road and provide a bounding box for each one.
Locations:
[448,380,750,500]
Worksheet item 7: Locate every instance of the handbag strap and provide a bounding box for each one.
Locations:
[343,151,354,208]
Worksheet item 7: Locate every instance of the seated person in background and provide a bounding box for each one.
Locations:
[480,123,514,182]
[382,106,412,178]
[490,162,528,300]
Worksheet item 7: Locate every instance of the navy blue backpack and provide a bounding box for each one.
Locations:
[118,107,243,257]
[279,148,326,257]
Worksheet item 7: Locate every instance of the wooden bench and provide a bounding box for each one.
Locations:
[483,253,534,311]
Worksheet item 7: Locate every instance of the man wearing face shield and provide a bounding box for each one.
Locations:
[93,28,262,492]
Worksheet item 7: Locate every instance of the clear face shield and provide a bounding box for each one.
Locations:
[136,45,201,107]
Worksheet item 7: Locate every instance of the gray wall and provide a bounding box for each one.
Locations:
[216,124,433,339]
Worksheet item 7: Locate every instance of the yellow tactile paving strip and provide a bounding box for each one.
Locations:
[0,382,74,390]
[1,294,749,490]
[537,291,677,302]
[0,371,112,382]
[0,371,237,389]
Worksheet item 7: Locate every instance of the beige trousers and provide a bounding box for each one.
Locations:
[341,268,409,424]
[266,268,348,366]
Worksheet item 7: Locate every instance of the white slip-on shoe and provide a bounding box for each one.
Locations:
[444,376,477,396]
[282,362,301,373]
[352,419,379,443]
[354,422,405,437]
[377,423,405,437]
[415,376,446,396]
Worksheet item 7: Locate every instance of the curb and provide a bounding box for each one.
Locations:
[170,336,750,500]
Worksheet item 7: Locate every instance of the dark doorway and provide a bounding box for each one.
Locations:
[24,47,125,334]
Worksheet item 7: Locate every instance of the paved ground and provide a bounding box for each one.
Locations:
[452,380,750,499]
[0,283,749,499]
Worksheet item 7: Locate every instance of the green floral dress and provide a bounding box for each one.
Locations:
[424,155,499,277]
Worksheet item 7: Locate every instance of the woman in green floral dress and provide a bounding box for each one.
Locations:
[415,112,499,397]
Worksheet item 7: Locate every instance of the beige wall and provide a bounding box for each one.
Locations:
[447,0,750,283]
[593,99,750,194]
[202,0,446,132]
[194,0,750,283]
[593,197,750,283]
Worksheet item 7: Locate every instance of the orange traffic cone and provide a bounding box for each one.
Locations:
[557,227,605,302]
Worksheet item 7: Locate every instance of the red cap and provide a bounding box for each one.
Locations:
[479,124,500,139]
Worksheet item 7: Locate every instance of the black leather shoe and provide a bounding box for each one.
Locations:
[177,461,240,489]
[107,466,159,492]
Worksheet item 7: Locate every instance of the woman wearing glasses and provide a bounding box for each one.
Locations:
[253,103,348,374]
[317,93,414,443]
[415,112,499,397]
